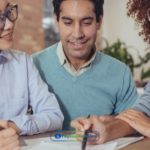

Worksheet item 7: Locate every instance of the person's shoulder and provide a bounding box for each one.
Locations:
[9,49,26,55]
[9,49,29,60]
[7,49,33,68]
[96,51,127,68]
[32,43,58,60]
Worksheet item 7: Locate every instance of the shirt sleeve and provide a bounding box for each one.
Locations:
[132,81,150,116]
[114,66,138,114]
[10,55,64,135]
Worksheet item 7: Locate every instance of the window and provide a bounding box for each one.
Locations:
[43,0,59,47]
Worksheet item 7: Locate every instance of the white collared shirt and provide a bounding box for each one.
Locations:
[56,42,96,76]
[0,49,63,135]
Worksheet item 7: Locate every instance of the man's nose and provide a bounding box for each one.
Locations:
[72,24,84,39]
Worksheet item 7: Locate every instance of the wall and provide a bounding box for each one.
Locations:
[102,0,149,80]
[11,0,44,54]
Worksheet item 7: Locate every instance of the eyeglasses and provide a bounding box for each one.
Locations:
[0,4,18,33]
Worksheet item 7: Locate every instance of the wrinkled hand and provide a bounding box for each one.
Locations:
[7,121,21,135]
[117,109,150,137]
[71,115,115,144]
[0,120,20,150]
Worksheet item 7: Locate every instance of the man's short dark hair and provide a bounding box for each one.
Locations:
[52,0,104,22]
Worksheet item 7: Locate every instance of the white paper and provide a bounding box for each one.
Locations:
[22,141,117,150]
[21,136,143,150]
[113,136,144,149]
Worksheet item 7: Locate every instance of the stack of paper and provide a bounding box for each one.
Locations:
[22,136,143,150]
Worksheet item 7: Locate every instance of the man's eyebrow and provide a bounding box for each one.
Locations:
[82,17,94,21]
[61,16,94,21]
[61,16,72,20]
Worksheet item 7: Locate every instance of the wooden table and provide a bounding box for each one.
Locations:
[20,133,150,150]
[120,138,150,150]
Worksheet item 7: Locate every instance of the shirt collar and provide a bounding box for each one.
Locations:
[56,41,97,68]
[0,49,15,64]
[56,42,68,66]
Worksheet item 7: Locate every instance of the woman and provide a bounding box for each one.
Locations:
[0,0,63,136]
[117,0,150,137]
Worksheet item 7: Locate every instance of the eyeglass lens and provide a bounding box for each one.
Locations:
[7,5,18,22]
[0,5,18,32]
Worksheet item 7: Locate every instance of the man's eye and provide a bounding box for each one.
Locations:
[64,21,72,25]
[83,21,92,25]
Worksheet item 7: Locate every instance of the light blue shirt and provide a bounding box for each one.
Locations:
[33,43,137,129]
[0,50,64,135]
[133,81,150,116]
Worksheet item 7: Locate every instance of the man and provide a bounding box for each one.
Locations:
[0,121,20,150]
[33,0,137,132]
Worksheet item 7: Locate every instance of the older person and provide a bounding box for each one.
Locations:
[0,0,63,136]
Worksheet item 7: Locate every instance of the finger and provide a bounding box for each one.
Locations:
[1,137,20,150]
[0,132,19,148]
[129,110,145,117]
[118,108,137,116]
[117,111,134,118]
[118,110,143,120]
[71,118,85,131]
[0,120,9,129]
[0,128,17,139]
[117,114,135,124]
[121,109,144,117]
[71,118,91,131]
[87,117,101,145]
[99,115,115,123]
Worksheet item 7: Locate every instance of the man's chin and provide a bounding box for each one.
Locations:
[70,52,89,60]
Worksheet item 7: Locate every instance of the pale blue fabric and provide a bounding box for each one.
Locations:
[133,81,150,116]
[32,43,138,129]
[0,50,64,135]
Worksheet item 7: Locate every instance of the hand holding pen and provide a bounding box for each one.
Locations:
[82,115,92,150]
[71,115,114,145]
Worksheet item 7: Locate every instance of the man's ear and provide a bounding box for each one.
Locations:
[96,16,103,30]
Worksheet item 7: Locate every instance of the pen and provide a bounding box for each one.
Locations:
[81,115,92,150]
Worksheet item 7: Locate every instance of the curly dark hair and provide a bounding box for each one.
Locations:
[52,0,104,22]
[127,0,150,44]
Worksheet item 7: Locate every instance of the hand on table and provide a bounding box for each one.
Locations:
[0,120,20,150]
[117,109,150,137]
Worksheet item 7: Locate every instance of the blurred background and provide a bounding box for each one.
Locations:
[11,0,149,84]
